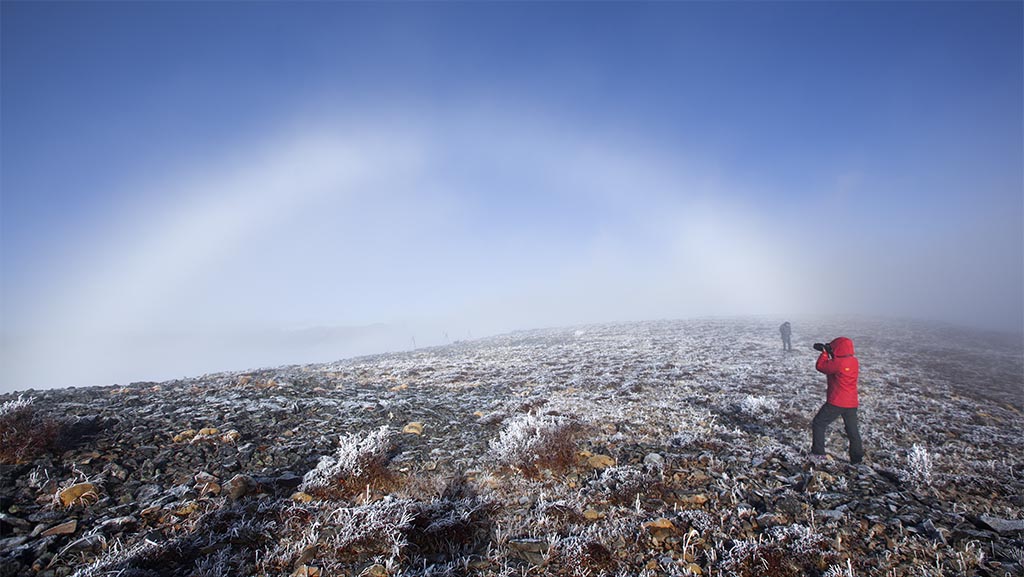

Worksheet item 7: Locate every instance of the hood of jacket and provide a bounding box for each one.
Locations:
[830,336,855,357]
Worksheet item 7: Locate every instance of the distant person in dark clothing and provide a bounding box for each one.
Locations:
[810,336,864,464]
[780,322,792,351]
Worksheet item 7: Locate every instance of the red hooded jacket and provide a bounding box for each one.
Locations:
[816,337,859,408]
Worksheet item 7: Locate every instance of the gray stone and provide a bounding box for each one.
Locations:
[756,512,787,528]
[0,513,32,531]
[98,516,138,533]
[0,535,29,549]
[776,495,804,516]
[918,519,946,544]
[816,509,844,521]
[509,538,548,565]
[66,534,105,552]
[103,461,129,481]
[643,453,665,471]
[135,483,163,504]
[951,526,996,543]
[979,515,1024,534]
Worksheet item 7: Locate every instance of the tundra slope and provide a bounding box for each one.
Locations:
[0,318,1021,576]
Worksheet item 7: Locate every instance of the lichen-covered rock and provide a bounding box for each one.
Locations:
[57,483,98,508]
[225,474,256,500]
[587,454,615,469]
[172,429,196,443]
[643,517,675,531]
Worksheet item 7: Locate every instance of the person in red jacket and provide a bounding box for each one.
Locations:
[811,336,864,464]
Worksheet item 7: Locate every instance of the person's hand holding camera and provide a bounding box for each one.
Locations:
[813,342,834,359]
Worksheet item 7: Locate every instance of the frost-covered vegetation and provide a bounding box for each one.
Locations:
[301,425,397,498]
[1,318,1021,576]
[903,444,934,489]
[0,394,34,416]
[0,394,60,464]
[488,414,579,477]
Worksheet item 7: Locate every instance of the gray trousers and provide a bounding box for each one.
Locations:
[811,403,864,463]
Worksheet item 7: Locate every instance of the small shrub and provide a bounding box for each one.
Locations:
[404,478,494,563]
[488,414,579,477]
[320,497,414,566]
[668,406,720,450]
[191,548,233,577]
[0,395,33,414]
[676,510,716,534]
[737,395,780,419]
[823,560,856,577]
[259,497,414,573]
[70,539,164,577]
[552,537,617,577]
[583,465,653,504]
[301,426,397,499]
[536,498,585,526]
[903,444,933,488]
[0,396,60,464]
[721,524,838,577]
[262,477,493,575]
[72,502,276,577]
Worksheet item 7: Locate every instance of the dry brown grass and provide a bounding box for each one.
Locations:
[529,423,580,478]
[306,457,398,501]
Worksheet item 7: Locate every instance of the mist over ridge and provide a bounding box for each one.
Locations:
[2,315,1021,394]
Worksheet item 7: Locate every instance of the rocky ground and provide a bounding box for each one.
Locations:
[1,317,1021,577]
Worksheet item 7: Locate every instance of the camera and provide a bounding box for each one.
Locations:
[813,342,834,359]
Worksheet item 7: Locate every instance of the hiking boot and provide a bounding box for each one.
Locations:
[808,453,830,467]
[849,463,872,474]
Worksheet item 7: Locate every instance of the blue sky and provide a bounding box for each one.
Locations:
[2,2,1021,388]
